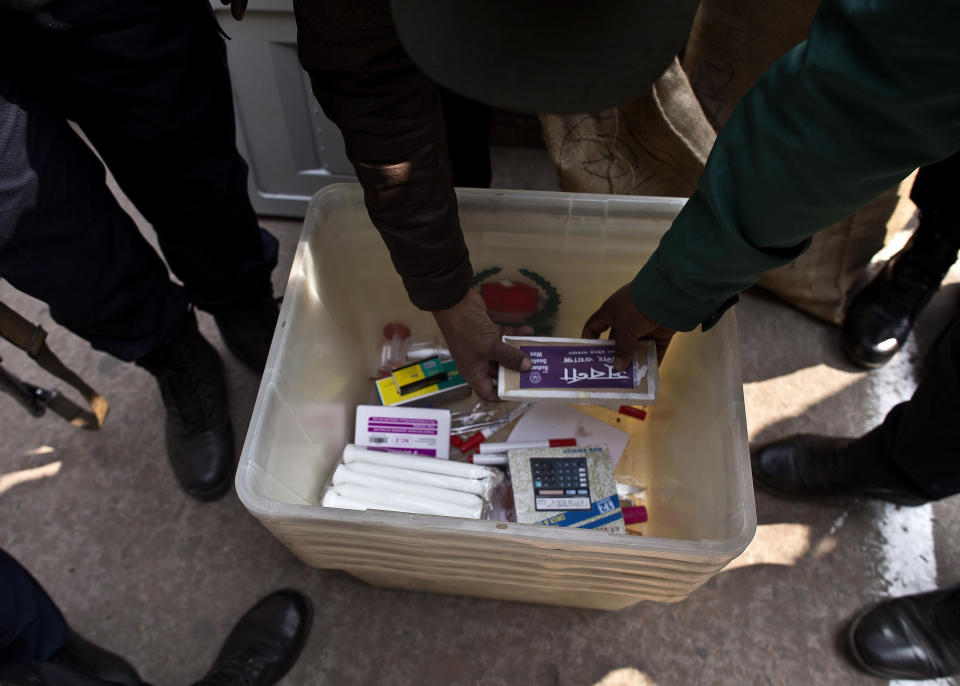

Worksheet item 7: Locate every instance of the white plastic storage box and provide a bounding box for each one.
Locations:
[237,184,756,610]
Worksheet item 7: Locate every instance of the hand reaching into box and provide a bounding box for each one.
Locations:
[582,283,676,367]
[432,289,533,402]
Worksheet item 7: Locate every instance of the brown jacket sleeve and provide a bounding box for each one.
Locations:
[294,0,473,311]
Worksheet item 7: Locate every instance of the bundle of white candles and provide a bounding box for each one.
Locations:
[321,444,502,519]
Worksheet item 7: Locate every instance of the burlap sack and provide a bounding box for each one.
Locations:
[540,0,913,324]
[682,0,819,130]
[539,58,714,198]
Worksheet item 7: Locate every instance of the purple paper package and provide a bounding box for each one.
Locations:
[498,336,658,404]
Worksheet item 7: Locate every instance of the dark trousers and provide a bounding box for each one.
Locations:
[856,152,960,500]
[0,0,277,361]
[0,550,66,665]
[910,152,960,216]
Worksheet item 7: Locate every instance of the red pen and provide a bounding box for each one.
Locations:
[459,427,495,453]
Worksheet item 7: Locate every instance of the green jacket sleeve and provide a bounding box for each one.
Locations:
[631,0,960,331]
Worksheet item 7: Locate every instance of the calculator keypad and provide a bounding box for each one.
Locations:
[531,457,590,511]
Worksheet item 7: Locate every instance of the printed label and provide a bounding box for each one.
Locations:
[519,345,641,390]
[367,418,439,436]
[362,417,439,456]
[534,496,622,529]
[536,496,591,510]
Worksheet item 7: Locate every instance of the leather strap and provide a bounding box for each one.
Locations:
[0,300,108,429]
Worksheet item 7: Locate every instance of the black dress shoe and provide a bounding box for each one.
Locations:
[750,434,928,505]
[848,585,960,679]
[841,212,960,368]
[207,289,280,375]
[137,312,235,501]
[193,590,313,686]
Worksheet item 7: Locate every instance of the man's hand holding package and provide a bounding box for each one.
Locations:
[582,283,677,370]
[433,289,532,402]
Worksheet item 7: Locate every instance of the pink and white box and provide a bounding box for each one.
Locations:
[354,405,452,459]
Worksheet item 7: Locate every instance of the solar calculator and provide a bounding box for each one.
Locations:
[531,457,591,511]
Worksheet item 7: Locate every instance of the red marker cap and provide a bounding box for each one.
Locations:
[618,405,647,420]
[459,431,487,453]
[382,323,411,340]
[622,506,648,525]
[450,435,464,449]
[549,438,577,447]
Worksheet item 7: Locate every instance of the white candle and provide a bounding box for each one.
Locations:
[343,444,494,480]
[332,465,483,509]
[333,483,482,519]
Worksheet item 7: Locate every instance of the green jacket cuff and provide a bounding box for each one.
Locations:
[630,253,736,332]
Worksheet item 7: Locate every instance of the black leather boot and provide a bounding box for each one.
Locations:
[207,286,280,375]
[841,212,960,368]
[750,434,928,505]
[848,585,960,679]
[137,312,235,501]
[192,590,313,686]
